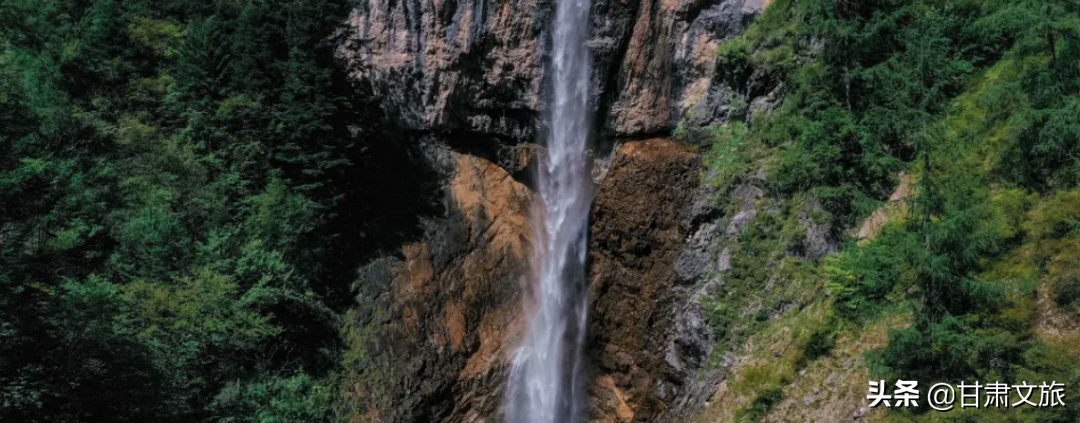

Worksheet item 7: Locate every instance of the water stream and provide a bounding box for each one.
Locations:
[504,0,593,420]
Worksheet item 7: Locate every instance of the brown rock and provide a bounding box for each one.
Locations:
[586,139,702,422]
[348,152,533,422]
[591,375,637,423]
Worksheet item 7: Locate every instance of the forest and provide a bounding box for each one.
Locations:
[2,0,1080,422]
[0,0,433,421]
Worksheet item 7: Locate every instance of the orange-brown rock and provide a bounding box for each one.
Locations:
[347,150,533,423]
[586,139,704,422]
[349,139,726,423]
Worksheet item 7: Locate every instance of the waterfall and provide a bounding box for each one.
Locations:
[504,0,593,420]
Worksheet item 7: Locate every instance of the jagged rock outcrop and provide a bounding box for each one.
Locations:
[345,0,769,139]
[606,0,768,135]
[345,0,548,140]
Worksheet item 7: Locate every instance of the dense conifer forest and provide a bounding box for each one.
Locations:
[0,1,438,421]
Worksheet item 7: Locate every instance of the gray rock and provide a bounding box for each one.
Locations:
[742,0,770,16]
[675,222,719,283]
[665,345,685,372]
[725,210,756,238]
[345,0,549,140]
[348,0,762,141]
[675,248,711,284]
[748,83,785,119]
[717,246,732,272]
[797,199,837,260]
[682,185,723,229]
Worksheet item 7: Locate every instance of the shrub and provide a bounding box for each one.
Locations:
[1053,274,1080,316]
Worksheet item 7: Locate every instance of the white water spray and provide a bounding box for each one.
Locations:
[504,0,593,420]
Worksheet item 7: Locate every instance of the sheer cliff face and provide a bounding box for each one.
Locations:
[344,1,773,422]
[345,0,547,140]
[346,148,534,423]
[348,140,708,423]
[586,140,706,423]
[346,0,769,139]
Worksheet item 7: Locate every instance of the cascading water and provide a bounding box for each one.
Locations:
[504,0,593,420]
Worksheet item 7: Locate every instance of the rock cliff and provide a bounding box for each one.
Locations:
[345,0,771,139]
[345,147,533,422]
[347,139,722,423]
[586,139,707,423]
[342,0,784,422]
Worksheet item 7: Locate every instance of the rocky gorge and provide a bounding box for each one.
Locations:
[5,1,1079,422]
[341,0,1080,418]
[339,0,800,421]
[339,0,1080,422]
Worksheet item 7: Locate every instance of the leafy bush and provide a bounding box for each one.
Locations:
[798,325,836,367]
[826,226,914,318]
[212,374,333,423]
[868,316,981,382]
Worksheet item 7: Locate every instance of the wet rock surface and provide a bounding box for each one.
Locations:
[343,135,845,423]
[348,139,725,423]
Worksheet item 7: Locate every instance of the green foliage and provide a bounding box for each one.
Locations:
[799,326,836,366]
[868,315,981,382]
[0,277,176,422]
[710,0,1009,229]
[700,122,753,190]
[123,269,282,354]
[1052,275,1080,316]
[211,374,333,423]
[736,385,783,423]
[0,0,381,421]
[825,227,913,317]
[703,193,823,361]
[973,0,1080,190]
[713,1,1080,420]
[716,0,800,87]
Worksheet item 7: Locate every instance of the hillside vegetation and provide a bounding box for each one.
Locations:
[0,1,425,421]
[689,0,1080,421]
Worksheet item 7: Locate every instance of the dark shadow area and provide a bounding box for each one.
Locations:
[314,124,447,312]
